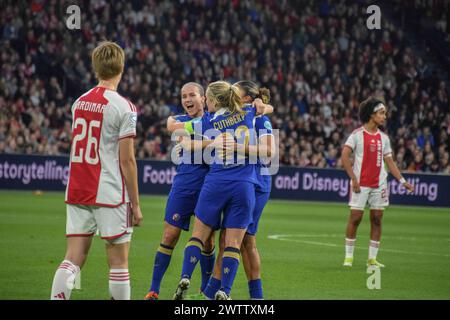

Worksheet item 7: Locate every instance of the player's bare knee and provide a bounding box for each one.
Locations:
[107,252,128,269]
[105,241,129,269]
[371,216,382,227]
[224,237,241,249]
[203,235,215,252]
[218,230,226,250]
[161,228,180,247]
[243,235,257,251]
[351,217,362,227]
[65,249,89,267]
[64,254,85,268]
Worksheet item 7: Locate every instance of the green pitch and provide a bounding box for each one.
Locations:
[0,191,449,300]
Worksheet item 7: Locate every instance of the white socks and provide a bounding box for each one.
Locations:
[345,238,356,258]
[51,262,130,300]
[109,269,130,300]
[51,260,80,300]
[369,240,380,260]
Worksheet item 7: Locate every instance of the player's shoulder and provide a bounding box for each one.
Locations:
[379,129,390,139]
[257,114,271,123]
[76,87,96,100]
[103,90,137,114]
[72,87,97,106]
[173,114,192,122]
[243,103,255,113]
[351,126,364,135]
[255,115,272,129]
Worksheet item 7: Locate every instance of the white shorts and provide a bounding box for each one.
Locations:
[349,183,389,210]
[66,203,133,244]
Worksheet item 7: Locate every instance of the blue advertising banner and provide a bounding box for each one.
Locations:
[1,154,449,207]
[270,166,450,207]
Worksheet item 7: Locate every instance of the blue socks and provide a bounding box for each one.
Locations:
[149,243,173,293]
[248,279,263,299]
[200,247,216,293]
[203,277,221,299]
[181,237,203,280]
[221,247,240,295]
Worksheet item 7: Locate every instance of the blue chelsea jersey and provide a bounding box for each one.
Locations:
[254,115,273,193]
[193,105,258,184]
[171,113,210,190]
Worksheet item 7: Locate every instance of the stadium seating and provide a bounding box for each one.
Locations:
[0,0,448,173]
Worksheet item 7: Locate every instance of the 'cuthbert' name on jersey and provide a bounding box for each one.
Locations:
[213,113,246,130]
[74,100,107,113]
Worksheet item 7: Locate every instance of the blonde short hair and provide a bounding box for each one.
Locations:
[91,41,125,80]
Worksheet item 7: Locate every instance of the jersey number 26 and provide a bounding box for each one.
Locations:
[71,118,100,165]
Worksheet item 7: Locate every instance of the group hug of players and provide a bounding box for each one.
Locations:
[50,41,413,300]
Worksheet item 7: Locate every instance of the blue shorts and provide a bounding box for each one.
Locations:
[165,188,200,231]
[247,190,270,235]
[195,180,255,230]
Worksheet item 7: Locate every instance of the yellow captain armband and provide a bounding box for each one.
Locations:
[184,121,195,134]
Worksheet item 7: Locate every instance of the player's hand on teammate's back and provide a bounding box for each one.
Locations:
[212,133,235,159]
[174,143,183,156]
[253,98,264,113]
[131,204,143,226]
[179,136,192,151]
[351,178,361,193]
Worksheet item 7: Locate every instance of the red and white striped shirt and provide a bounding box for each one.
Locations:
[344,126,392,188]
[65,86,137,207]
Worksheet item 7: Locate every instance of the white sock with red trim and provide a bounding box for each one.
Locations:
[51,260,80,300]
[345,238,356,258]
[109,269,130,300]
[369,240,380,260]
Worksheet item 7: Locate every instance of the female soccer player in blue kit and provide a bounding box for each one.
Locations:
[170,80,273,300]
[203,81,275,300]
[144,82,215,300]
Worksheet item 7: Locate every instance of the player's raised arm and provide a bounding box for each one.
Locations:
[228,130,275,158]
[178,135,213,151]
[254,133,275,158]
[167,116,183,132]
[253,98,274,116]
[119,137,143,226]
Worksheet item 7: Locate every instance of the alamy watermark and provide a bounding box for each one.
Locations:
[366,5,381,30]
[66,5,81,30]
[367,265,381,290]
[170,126,280,176]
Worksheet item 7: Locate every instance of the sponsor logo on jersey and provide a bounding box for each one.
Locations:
[264,120,272,130]
[129,113,137,127]
[376,140,382,167]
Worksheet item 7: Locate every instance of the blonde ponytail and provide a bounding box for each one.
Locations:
[206,81,244,114]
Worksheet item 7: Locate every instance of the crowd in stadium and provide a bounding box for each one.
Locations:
[0,0,449,174]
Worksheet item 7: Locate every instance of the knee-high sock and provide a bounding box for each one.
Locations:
[345,238,356,258]
[203,277,221,300]
[50,260,80,300]
[200,247,215,292]
[109,269,130,300]
[221,247,240,296]
[149,243,174,293]
[249,279,263,299]
[181,237,203,280]
[369,240,380,260]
